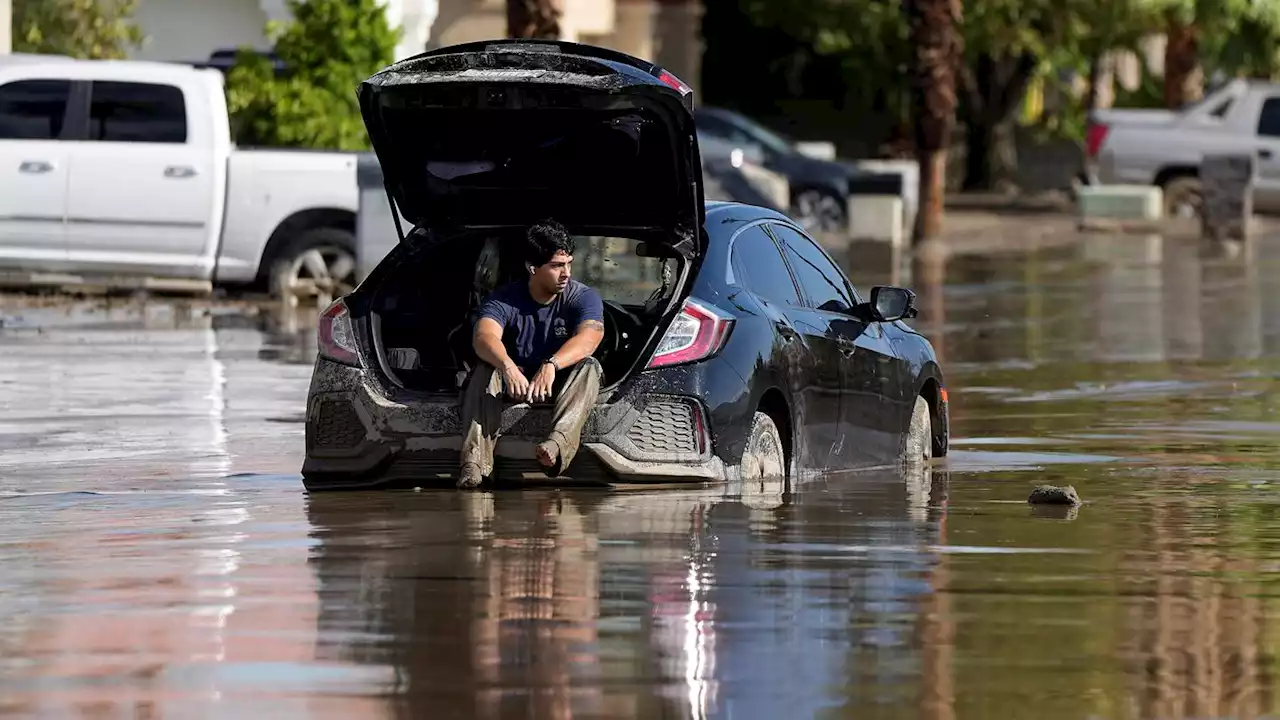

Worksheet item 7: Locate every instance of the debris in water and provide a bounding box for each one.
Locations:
[1028,484,1082,506]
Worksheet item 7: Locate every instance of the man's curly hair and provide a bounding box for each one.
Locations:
[524,219,576,267]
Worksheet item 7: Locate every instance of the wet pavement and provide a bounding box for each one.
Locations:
[3,229,1280,718]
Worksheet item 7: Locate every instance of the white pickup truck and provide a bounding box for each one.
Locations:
[1087,78,1280,218]
[0,53,359,297]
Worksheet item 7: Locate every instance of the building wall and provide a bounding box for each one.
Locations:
[425,0,506,51]
[1,0,12,55]
[130,0,439,64]
[132,0,272,62]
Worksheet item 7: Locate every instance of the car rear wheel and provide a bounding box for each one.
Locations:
[270,227,358,305]
[903,395,933,468]
[738,411,787,510]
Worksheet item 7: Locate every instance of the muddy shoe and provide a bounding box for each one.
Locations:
[456,463,484,489]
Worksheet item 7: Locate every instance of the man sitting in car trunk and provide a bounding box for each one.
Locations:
[457,220,606,489]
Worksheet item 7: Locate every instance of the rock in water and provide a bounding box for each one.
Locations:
[1028,484,1082,506]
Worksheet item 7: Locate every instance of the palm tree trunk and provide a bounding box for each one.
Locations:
[1163,13,1203,108]
[507,0,562,39]
[904,0,963,242]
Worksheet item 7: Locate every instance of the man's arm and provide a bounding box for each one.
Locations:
[473,317,518,372]
[528,319,601,403]
[550,319,604,369]
[475,314,532,398]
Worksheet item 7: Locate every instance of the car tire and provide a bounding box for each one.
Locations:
[793,189,847,234]
[902,395,933,468]
[269,227,358,304]
[738,411,787,510]
[1162,176,1203,219]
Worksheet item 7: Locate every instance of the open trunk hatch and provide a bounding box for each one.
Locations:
[358,40,705,255]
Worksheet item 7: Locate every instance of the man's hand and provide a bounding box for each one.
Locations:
[502,363,531,400]
[528,362,555,403]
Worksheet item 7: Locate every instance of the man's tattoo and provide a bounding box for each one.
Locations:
[580,320,605,332]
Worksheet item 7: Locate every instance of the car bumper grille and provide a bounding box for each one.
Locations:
[310,400,366,450]
[626,399,700,455]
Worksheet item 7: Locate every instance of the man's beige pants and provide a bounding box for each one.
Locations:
[459,358,602,478]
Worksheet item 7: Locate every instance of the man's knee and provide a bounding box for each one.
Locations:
[576,357,602,376]
[564,357,602,388]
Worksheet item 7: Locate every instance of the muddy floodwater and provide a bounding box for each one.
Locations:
[3,230,1280,719]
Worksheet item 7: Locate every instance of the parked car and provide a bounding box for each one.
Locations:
[192,48,287,76]
[1086,78,1280,217]
[695,105,855,233]
[0,53,359,298]
[301,40,949,492]
[698,130,791,211]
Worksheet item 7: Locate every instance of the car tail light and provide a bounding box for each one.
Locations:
[646,298,734,370]
[1085,121,1109,158]
[318,299,360,367]
[657,70,692,96]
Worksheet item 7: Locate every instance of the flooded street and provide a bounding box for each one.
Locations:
[3,229,1280,719]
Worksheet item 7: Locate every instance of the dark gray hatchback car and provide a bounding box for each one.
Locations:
[302,40,949,493]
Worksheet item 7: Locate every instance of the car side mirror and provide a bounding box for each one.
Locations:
[869,286,917,322]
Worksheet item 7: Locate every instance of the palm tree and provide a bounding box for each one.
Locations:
[904,0,963,242]
[1164,8,1203,108]
[507,0,561,39]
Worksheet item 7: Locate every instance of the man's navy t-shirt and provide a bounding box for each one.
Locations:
[476,279,605,374]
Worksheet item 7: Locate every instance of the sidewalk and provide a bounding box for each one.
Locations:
[935,209,1082,256]
[817,208,1083,260]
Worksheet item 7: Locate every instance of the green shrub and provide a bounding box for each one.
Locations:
[14,0,145,59]
[225,0,399,150]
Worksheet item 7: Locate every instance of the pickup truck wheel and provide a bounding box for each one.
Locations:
[1162,177,1203,219]
[270,228,357,304]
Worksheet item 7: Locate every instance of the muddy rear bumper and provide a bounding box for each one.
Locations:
[302,359,728,490]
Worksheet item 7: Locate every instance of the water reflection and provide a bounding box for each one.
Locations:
[5,228,1280,717]
[0,296,316,484]
[304,467,949,719]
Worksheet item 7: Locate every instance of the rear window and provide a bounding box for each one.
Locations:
[571,235,676,307]
[88,81,188,143]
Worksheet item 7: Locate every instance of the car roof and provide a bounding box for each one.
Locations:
[704,200,794,226]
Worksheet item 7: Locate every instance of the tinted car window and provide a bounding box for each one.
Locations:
[731,225,800,305]
[0,80,71,140]
[89,81,187,143]
[1259,97,1280,138]
[770,224,854,313]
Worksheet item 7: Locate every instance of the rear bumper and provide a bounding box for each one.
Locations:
[302,358,730,490]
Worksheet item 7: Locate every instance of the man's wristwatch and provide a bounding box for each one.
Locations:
[546,356,561,371]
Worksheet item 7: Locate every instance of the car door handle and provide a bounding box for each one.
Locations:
[19,160,55,174]
[1260,148,1274,160]
[164,165,198,179]
[837,338,856,357]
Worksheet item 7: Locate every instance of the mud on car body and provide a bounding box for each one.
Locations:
[302,40,949,491]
